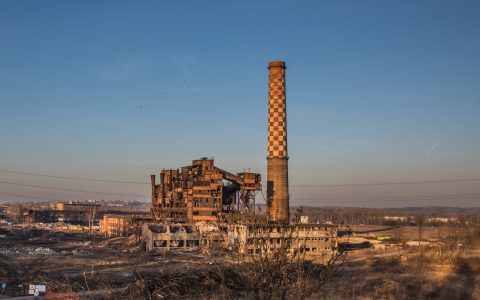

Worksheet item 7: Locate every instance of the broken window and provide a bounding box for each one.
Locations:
[154,240,167,247]
[187,240,199,247]
[184,225,194,233]
[170,226,181,233]
[170,240,184,247]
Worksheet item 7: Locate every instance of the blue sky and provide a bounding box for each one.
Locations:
[1,1,479,207]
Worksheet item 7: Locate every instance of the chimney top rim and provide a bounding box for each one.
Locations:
[268,61,286,69]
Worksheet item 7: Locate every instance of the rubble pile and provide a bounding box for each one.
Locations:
[72,249,93,256]
[32,247,57,255]
[0,247,93,256]
[0,247,58,256]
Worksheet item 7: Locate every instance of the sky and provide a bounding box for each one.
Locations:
[0,1,479,207]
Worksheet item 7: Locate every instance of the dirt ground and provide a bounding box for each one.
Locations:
[0,225,229,298]
[1,224,479,299]
[350,224,448,240]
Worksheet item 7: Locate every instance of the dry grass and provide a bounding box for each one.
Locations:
[318,248,480,300]
[2,224,479,299]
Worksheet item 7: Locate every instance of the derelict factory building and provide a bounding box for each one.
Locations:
[144,61,338,256]
[150,158,261,223]
[150,61,292,224]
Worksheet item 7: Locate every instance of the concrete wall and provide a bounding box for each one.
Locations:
[227,223,338,259]
[142,223,201,251]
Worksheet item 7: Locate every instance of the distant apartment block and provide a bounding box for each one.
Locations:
[99,214,132,237]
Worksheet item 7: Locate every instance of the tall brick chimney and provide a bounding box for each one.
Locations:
[267,61,289,223]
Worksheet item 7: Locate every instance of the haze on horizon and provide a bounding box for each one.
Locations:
[0,1,479,208]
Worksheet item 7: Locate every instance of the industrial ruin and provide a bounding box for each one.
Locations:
[149,61,292,226]
[4,61,466,299]
[228,223,337,259]
[150,158,261,223]
[0,61,338,258]
[143,61,338,256]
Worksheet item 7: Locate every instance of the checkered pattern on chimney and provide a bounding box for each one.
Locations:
[267,62,288,158]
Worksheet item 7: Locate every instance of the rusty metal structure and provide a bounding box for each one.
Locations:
[150,158,261,223]
[267,61,290,224]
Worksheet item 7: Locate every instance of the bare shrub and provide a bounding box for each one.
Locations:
[227,211,344,300]
[369,256,405,274]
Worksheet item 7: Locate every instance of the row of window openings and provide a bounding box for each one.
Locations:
[153,240,199,247]
[247,237,327,243]
[247,247,328,254]
[193,211,217,216]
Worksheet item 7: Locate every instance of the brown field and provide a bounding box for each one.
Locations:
[1,223,479,299]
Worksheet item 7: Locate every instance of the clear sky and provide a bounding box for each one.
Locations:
[1,1,479,207]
